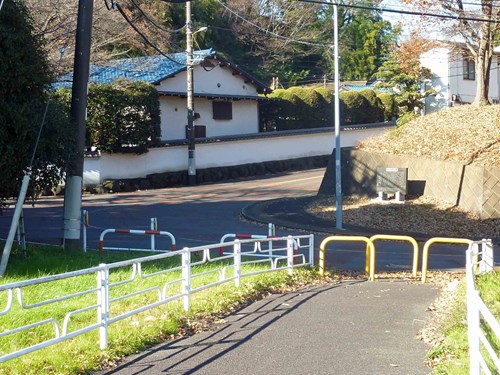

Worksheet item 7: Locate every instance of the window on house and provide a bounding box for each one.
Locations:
[212,101,232,120]
[463,58,475,80]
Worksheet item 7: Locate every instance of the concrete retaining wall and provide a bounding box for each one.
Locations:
[319,149,500,219]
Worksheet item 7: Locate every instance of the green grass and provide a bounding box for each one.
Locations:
[0,245,321,374]
[429,271,500,374]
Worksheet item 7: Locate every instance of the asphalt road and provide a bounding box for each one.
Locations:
[0,169,323,250]
[0,168,486,272]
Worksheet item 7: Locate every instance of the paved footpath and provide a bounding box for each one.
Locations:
[96,280,438,375]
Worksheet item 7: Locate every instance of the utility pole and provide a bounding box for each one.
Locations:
[62,0,94,250]
[186,0,196,185]
[333,2,343,229]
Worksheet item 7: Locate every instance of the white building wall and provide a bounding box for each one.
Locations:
[422,47,500,113]
[83,126,392,184]
[157,64,259,96]
[159,97,259,140]
[421,48,450,113]
[157,64,261,141]
[193,99,258,137]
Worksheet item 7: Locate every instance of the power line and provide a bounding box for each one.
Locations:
[114,1,184,65]
[125,0,187,33]
[0,0,5,13]
[297,0,500,24]
[214,0,331,48]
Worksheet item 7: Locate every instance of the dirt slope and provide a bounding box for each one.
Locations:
[359,105,500,167]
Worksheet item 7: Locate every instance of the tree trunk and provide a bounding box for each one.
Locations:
[472,36,493,106]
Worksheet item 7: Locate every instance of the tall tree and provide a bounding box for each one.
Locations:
[404,0,500,106]
[0,0,73,205]
[337,11,396,80]
[222,0,397,85]
[375,36,436,123]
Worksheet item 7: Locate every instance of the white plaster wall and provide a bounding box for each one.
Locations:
[95,147,187,181]
[421,48,450,113]
[83,158,101,186]
[159,97,259,140]
[84,126,392,184]
[193,100,258,137]
[157,64,259,96]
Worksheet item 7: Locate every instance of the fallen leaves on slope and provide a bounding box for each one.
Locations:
[359,105,500,167]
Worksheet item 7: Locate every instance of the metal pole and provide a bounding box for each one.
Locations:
[333,2,343,229]
[0,175,30,276]
[186,1,196,185]
[63,0,94,250]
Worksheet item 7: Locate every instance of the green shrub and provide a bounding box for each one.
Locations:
[377,92,397,121]
[55,80,161,154]
[339,91,370,125]
[290,87,330,126]
[359,89,385,123]
[315,88,333,105]
[396,111,419,127]
[270,89,304,116]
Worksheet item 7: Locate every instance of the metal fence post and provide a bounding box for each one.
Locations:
[82,210,88,252]
[97,264,109,349]
[268,223,274,259]
[468,290,481,375]
[182,248,191,312]
[18,209,26,251]
[309,234,314,267]
[287,236,294,275]
[479,239,494,273]
[234,240,241,287]
[150,218,157,252]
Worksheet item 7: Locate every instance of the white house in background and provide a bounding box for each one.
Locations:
[420,44,500,114]
[55,49,272,141]
[55,49,393,185]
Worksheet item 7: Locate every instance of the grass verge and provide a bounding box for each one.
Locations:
[0,245,323,374]
[426,271,500,374]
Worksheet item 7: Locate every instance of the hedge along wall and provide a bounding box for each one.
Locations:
[319,148,500,220]
[54,80,161,154]
[260,87,395,131]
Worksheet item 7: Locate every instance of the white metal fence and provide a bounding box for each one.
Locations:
[466,239,500,375]
[0,235,313,363]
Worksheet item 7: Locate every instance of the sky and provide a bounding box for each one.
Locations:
[379,0,461,42]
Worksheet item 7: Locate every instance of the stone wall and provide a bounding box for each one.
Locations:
[319,148,500,220]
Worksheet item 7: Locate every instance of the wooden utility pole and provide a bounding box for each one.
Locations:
[62,0,94,250]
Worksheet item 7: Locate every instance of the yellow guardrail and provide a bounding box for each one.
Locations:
[369,234,419,277]
[421,237,473,283]
[319,236,375,281]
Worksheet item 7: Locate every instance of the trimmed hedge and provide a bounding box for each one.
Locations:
[55,80,161,154]
[260,87,389,130]
[359,89,385,123]
[339,91,370,125]
[376,92,397,121]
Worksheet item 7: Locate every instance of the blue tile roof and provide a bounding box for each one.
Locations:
[341,82,378,92]
[54,49,215,89]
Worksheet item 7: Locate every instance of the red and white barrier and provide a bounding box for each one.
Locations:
[99,228,176,255]
[219,224,299,261]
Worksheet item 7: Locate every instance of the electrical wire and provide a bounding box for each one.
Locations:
[214,0,331,48]
[114,2,184,66]
[297,0,500,24]
[104,0,116,11]
[0,0,5,13]
[125,0,187,33]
